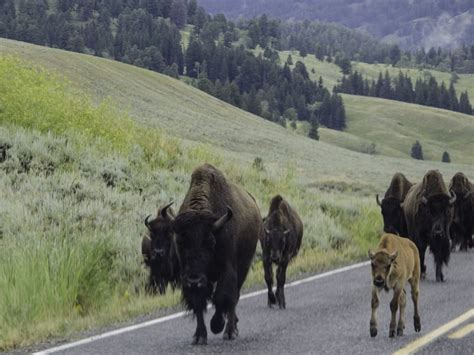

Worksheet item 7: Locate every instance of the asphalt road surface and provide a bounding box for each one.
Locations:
[35,250,473,355]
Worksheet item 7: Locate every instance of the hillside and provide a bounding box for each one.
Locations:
[198,0,474,49]
[2,38,473,186]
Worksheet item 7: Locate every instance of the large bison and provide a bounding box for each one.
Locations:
[262,195,303,309]
[403,170,456,281]
[172,164,262,345]
[142,202,179,294]
[376,172,413,237]
[449,172,473,251]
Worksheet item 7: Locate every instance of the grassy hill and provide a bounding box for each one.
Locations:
[2,38,472,186]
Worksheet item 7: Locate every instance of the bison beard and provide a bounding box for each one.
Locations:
[172,164,261,345]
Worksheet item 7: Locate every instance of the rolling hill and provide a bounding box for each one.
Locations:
[1,38,473,190]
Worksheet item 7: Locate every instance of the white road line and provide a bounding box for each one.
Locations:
[33,261,370,354]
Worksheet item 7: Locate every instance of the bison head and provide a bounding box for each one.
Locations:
[173,207,232,310]
[421,192,456,241]
[376,195,404,235]
[368,250,398,290]
[144,202,175,262]
[263,212,290,263]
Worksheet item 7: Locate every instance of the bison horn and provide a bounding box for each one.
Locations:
[449,191,457,205]
[213,206,233,231]
[144,215,152,230]
[464,190,472,200]
[283,229,290,235]
[421,196,428,205]
[264,227,270,234]
[376,194,382,206]
[160,201,175,219]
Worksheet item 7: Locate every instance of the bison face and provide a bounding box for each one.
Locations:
[173,208,232,292]
[368,250,397,290]
[264,225,289,263]
[379,197,404,235]
[144,202,175,262]
[422,194,455,241]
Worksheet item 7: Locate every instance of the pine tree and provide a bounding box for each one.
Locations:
[442,151,451,163]
[411,141,424,160]
[448,82,459,111]
[170,0,187,29]
[459,91,473,115]
[308,114,319,140]
[286,54,293,66]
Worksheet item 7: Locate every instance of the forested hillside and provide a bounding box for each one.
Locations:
[199,0,474,50]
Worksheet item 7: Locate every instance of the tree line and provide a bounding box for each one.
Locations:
[334,70,473,115]
[0,0,348,135]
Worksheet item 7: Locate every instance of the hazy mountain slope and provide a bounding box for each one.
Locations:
[198,0,474,49]
[1,38,472,189]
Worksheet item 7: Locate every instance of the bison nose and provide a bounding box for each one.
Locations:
[373,276,385,288]
[185,274,207,288]
[151,248,165,259]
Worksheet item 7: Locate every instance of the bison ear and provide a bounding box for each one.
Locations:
[449,191,456,205]
[389,251,398,263]
[368,250,375,260]
[213,206,233,231]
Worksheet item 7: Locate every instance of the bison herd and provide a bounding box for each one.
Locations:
[141,165,472,344]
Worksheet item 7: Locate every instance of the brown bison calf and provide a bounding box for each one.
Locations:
[369,233,421,338]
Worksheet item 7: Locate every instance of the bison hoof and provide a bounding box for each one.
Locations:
[192,335,207,345]
[389,329,396,338]
[370,327,377,338]
[421,272,426,280]
[397,327,404,336]
[414,316,421,332]
[210,313,225,334]
[268,292,276,307]
[278,300,286,309]
[223,329,238,341]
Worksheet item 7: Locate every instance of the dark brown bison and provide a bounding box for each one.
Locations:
[377,173,413,237]
[449,172,473,251]
[142,202,179,294]
[369,233,421,338]
[262,195,303,309]
[172,164,262,345]
[403,170,456,282]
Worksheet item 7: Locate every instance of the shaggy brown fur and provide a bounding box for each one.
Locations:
[261,195,303,309]
[449,172,473,250]
[369,234,421,338]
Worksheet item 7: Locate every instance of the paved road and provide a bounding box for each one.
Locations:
[35,250,473,354]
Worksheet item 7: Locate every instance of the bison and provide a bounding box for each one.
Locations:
[449,172,473,251]
[262,195,303,309]
[403,170,456,281]
[172,164,262,345]
[376,173,413,237]
[369,233,421,338]
[142,202,179,294]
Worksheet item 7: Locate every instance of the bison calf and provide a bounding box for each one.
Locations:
[262,195,303,309]
[369,233,421,338]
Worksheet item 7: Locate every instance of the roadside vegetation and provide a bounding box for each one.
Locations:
[0,56,381,350]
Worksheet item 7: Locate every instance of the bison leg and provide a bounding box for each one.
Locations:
[275,261,288,309]
[389,287,402,338]
[223,306,239,340]
[370,286,379,337]
[418,242,428,280]
[435,263,444,282]
[397,289,407,336]
[263,258,276,307]
[409,278,421,333]
[192,310,207,345]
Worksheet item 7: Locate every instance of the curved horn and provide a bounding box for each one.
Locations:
[213,206,233,231]
[421,196,428,205]
[376,194,382,206]
[283,229,290,235]
[160,201,174,219]
[449,190,457,205]
[144,215,152,230]
[464,190,472,200]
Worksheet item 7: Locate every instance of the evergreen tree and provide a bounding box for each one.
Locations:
[170,0,187,29]
[459,91,473,115]
[411,141,424,160]
[448,82,459,111]
[286,54,293,65]
[308,114,319,140]
[442,151,451,163]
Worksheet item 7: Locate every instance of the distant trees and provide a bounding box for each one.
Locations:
[442,151,451,163]
[308,115,319,140]
[411,141,424,160]
[335,70,473,115]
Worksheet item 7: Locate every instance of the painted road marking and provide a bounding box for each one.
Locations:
[448,323,474,339]
[33,261,370,354]
[393,308,474,355]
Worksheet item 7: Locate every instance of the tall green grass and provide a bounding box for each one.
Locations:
[0,56,381,350]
